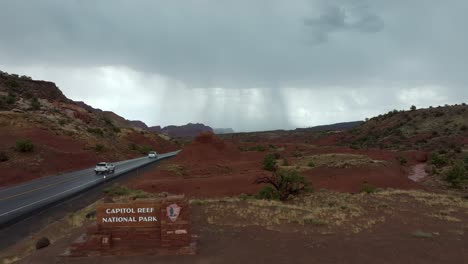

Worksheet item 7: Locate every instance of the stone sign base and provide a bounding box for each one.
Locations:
[64,195,197,257]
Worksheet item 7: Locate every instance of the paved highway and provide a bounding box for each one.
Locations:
[0,151,179,226]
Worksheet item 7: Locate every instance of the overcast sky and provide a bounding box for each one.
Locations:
[0,0,467,132]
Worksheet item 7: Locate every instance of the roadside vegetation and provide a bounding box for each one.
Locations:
[15,139,34,152]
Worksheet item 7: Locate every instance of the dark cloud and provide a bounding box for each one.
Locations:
[0,0,467,131]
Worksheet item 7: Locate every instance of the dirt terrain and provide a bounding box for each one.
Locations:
[127,132,427,197]
[4,189,467,264]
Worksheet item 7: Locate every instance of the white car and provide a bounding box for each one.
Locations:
[94,162,115,174]
[148,151,158,158]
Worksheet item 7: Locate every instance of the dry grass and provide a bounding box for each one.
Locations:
[281,153,385,170]
[195,191,369,233]
[376,189,468,208]
[194,189,468,235]
[164,163,186,176]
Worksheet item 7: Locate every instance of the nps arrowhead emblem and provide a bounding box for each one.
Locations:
[166,204,181,222]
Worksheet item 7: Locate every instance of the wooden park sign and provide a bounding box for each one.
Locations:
[68,195,195,256]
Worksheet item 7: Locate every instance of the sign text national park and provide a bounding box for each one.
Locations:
[96,201,161,228]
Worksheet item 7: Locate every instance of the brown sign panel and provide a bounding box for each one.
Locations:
[96,201,161,228]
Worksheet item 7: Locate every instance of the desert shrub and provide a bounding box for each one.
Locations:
[292,151,303,157]
[112,127,121,133]
[30,97,41,110]
[6,79,19,88]
[282,159,289,166]
[438,149,448,155]
[250,144,266,151]
[15,139,34,152]
[129,143,138,151]
[94,144,105,152]
[429,153,448,168]
[307,161,316,167]
[350,143,360,149]
[446,162,467,188]
[255,185,280,200]
[0,151,8,162]
[104,184,149,198]
[255,169,310,201]
[461,125,468,131]
[58,119,67,126]
[273,152,281,159]
[23,91,33,99]
[6,94,16,104]
[87,127,104,136]
[396,156,407,165]
[360,183,377,194]
[138,145,153,155]
[263,153,277,171]
[103,117,113,126]
[410,105,417,111]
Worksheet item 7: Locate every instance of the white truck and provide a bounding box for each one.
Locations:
[147,151,158,158]
[94,162,115,174]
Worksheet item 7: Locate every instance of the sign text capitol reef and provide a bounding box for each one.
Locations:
[97,202,160,227]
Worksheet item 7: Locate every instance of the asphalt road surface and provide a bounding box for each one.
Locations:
[0,151,179,227]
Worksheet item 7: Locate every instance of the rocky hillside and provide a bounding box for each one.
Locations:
[149,123,213,138]
[296,121,363,132]
[343,104,468,151]
[0,71,178,187]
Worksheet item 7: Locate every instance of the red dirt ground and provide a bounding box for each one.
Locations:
[128,133,266,197]
[0,127,177,187]
[128,133,425,197]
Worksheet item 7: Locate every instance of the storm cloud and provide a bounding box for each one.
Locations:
[0,0,467,131]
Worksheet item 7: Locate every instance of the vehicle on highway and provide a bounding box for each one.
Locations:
[94,162,115,174]
[148,151,158,158]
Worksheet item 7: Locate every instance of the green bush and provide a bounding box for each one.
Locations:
[30,97,41,110]
[396,156,407,165]
[58,119,67,126]
[103,117,113,126]
[446,162,467,188]
[95,144,105,152]
[255,185,280,200]
[104,184,149,198]
[6,94,16,104]
[129,143,138,151]
[307,161,316,167]
[6,79,19,88]
[255,169,311,201]
[263,153,277,171]
[360,183,377,194]
[292,151,303,157]
[410,105,417,111]
[23,91,33,99]
[429,153,448,168]
[0,151,8,162]
[15,139,34,152]
[138,145,153,155]
[251,145,266,151]
[87,128,104,136]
